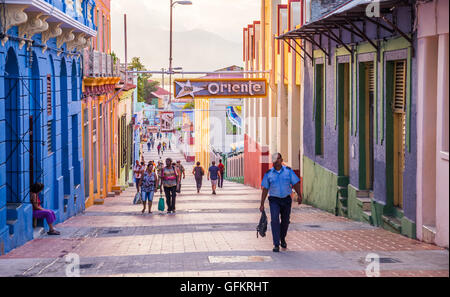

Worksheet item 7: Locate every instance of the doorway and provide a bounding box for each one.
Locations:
[386,59,407,209]
[359,61,375,190]
[338,63,350,177]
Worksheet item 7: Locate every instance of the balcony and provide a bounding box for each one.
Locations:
[3,0,96,41]
[82,49,120,78]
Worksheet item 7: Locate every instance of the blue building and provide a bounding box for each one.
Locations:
[0,0,96,254]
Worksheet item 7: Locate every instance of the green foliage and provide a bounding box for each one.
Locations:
[183,101,195,109]
[111,51,118,64]
[127,57,159,104]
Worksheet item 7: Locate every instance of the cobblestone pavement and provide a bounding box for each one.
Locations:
[0,141,448,277]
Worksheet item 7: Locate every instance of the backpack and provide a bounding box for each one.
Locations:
[256,210,268,238]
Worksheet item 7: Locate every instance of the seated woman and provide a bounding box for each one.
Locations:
[30,183,60,235]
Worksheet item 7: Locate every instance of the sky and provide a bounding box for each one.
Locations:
[111,0,261,74]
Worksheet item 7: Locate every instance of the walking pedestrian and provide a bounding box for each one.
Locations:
[259,153,302,252]
[30,183,60,235]
[147,139,151,152]
[139,163,158,214]
[176,160,185,193]
[207,161,221,195]
[133,160,144,193]
[157,142,162,156]
[192,162,205,193]
[218,159,225,188]
[159,158,179,214]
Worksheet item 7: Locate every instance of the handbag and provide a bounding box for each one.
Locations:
[158,192,165,211]
[133,191,142,205]
[256,210,268,238]
[176,182,181,193]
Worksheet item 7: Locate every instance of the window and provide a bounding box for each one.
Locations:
[46,75,52,115]
[47,121,53,154]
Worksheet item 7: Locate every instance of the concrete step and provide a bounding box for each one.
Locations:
[33,227,45,239]
[339,196,348,207]
[107,192,116,197]
[362,211,372,225]
[422,225,437,244]
[6,203,21,221]
[357,197,372,211]
[6,220,17,235]
[382,215,402,234]
[356,190,371,198]
[94,199,104,205]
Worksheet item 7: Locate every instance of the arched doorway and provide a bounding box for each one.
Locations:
[4,48,21,203]
[60,59,70,195]
[30,51,43,186]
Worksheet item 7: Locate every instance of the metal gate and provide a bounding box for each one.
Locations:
[1,76,46,203]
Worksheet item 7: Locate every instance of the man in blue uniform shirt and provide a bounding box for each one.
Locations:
[260,153,302,252]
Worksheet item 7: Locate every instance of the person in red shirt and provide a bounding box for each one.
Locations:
[218,159,225,188]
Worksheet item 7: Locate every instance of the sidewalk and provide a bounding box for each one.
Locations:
[0,145,448,277]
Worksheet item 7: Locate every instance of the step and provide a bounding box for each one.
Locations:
[6,220,17,235]
[356,190,371,198]
[357,197,372,211]
[422,225,437,244]
[94,199,104,205]
[337,186,348,197]
[33,227,45,239]
[382,215,402,234]
[6,203,21,221]
[362,211,372,225]
[107,192,116,197]
[111,186,122,191]
[128,182,135,187]
[339,196,348,207]
[341,206,348,216]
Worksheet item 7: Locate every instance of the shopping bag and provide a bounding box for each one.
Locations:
[256,210,268,238]
[158,193,165,211]
[176,183,181,193]
[133,192,142,205]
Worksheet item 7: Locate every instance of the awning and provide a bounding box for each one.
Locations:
[277,0,413,62]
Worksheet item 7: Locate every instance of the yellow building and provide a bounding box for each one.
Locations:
[243,0,305,188]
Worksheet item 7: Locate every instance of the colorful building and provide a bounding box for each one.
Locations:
[81,0,124,207]
[416,0,448,248]
[0,0,96,254]
[243,0,304,189]
[277,0,418,238]
[194,67,245,171]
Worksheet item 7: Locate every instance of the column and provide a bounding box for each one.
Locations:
[288,41,301,172]
[277,41,289,160]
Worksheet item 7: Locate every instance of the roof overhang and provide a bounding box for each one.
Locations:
[276,0,413,62]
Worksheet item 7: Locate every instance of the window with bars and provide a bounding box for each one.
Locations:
[47,75,52,115]
[47,121,53,154]
[367,62,375,93]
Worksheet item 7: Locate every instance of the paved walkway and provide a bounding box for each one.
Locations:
[0,141,448,277]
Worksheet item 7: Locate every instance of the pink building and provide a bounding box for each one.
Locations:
[416,0,449,248]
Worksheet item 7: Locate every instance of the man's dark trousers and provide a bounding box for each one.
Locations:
[164,186,177,211]
[268,196,292,247]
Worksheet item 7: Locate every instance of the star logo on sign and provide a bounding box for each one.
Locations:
[175,80,204,99]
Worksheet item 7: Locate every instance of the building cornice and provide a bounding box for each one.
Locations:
[4,0,96,36]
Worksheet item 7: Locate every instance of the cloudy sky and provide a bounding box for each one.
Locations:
[111,0,261,73]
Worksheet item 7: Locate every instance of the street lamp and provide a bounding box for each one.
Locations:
[169,0,192,105]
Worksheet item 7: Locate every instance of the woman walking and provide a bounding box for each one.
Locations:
[140,162,158,214]
[192,162,205,194]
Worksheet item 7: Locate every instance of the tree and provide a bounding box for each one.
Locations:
[183,101,195,109]
[127,57,159,104]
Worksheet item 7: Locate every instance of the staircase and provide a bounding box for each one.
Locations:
[6,203,21,236]
[336,176,349,216]
[356,190,373,225]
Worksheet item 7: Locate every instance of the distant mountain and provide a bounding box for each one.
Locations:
[118,27,244,73]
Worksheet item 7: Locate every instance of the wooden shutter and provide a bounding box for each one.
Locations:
[47,75,52,115]
[393,60,406,113]
[367,62,375,93]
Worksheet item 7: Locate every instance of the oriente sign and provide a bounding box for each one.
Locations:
[174,78,267,99]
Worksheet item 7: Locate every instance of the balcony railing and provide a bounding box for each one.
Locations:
[43,0,96,31]
[83,49,120,78]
